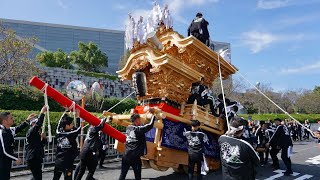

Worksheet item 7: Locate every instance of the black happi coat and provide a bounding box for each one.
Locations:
[184,130,208,160]
[55,118,81,169]
[255,126,270,147]
[0,121,28,168]
[219,135,260,180]
[123,116,155,161]
[269,125,293,148]
[188,17,210,40]
[80,119,106,159]
[26,113,47,161]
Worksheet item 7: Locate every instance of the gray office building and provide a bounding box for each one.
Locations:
[0,18,125,74]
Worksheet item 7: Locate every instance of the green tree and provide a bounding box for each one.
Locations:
[70,41,108,72]
[296,91,320,114]
[314,86,320,95]
[0,22,39,82]
[36,48,71,69]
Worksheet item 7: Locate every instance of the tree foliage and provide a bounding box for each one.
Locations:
[0,23,39,82]
[296,91,320,114]
[70,41,108,72]
[36,48,72,69]
[210,78,320,114]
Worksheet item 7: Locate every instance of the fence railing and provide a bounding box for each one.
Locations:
[12,134,120,169]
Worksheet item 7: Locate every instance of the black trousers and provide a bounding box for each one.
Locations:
[297,130,302,140]
[258,147,270,164]
[304,129,310,139]
[99,148,106,166]
[75,153,98,180]
[270,146,292,172]
[53,166,73,180]
[0,167,11,180]
[188,155,202,180]
[27,158,43,180]
[119,157,142,180]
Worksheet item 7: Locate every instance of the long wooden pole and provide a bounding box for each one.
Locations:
[29,76,126,143]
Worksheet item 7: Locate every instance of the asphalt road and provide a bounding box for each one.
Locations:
[11,139,320,180]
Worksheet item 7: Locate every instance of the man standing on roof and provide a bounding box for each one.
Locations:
[268,118,293,176]
[218,116,260,180]
[188,12,210,47]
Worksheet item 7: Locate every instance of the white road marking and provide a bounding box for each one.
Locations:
[305,155,320,165]
[264,170,299,180]
[293,175,314,180]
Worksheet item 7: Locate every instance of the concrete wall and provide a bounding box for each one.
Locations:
[39,67,132,98]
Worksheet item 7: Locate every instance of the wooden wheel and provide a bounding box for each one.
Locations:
[141,159,151,168]
[172,164,187,174]
[149,160,169,171]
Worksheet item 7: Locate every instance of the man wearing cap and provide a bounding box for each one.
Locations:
[118,108,156,180]
[188,12,210,46]
[26,105,48,180]
[184,120,208,180]
[0,111,36,179]
[219,117,260,180]
[268,118,293,176]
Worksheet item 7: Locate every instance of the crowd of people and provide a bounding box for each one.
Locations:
[0,103,318,180]
[0,106,110,180]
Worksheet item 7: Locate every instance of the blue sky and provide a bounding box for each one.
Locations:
[1,0,320,91]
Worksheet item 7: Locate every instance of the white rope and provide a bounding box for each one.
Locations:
[107,91,135,112]
[67,101,77,126]
[217,52,316,137]
[98,91,135,119]
[217,51,230,131]
[41,83,52,143]
[67,101,80,147]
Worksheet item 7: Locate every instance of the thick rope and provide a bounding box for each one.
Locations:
[67,101,77,126]
[98,91,135,119]
[217,51,316,137]
[217,50,230,131]
[41,83,52,142]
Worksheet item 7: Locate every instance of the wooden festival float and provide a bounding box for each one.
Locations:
[29,3,238,173]
[105,14,238,171]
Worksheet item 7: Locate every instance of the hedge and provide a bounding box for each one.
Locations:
[239,114,320,123]
[0,85,64,111]
[0,84,137,114]
[76,70,118,80]
[4,110,127,137]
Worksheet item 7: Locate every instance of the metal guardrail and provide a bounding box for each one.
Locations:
[12,134,120,169]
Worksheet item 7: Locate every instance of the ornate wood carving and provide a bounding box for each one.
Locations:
[117,28,237,104]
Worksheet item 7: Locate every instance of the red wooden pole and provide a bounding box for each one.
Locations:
[29,76,126,143]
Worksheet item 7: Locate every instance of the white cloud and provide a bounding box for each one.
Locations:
[113,4,126,10]
[164,0,219,24]
[257,0,320,10]
[281,61,320,74]
[121,0,219,29]
[241,31,305,53]
[57,0,67,9]
[257,0,291,9]
[278,13,320,27]
[242,31,277,53]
